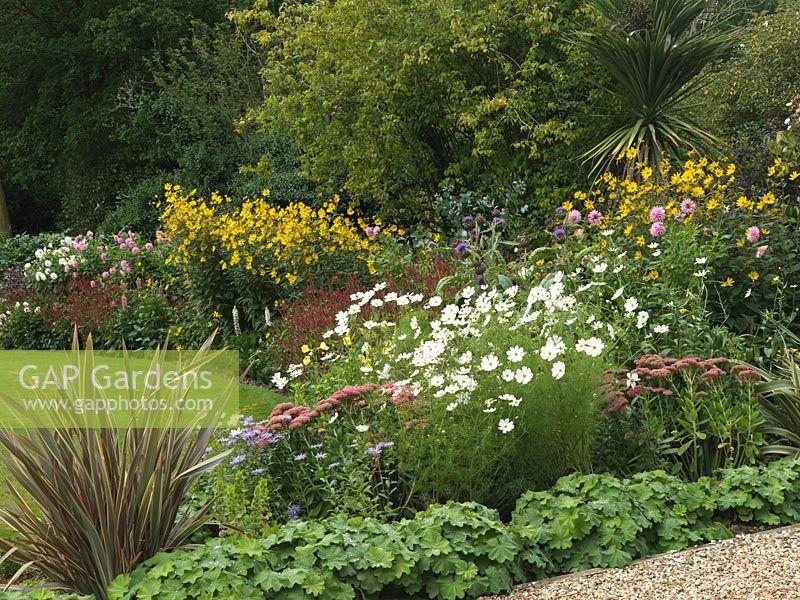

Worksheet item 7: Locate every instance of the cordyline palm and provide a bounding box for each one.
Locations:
[0,332,233,599]
[750,327,800,457]
[575,0,739,177]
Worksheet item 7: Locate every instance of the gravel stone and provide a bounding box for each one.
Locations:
[485,525,800,599]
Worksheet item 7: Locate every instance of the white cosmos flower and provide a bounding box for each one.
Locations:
[515,366,533,384]
[593,263,608,273]
[501,369,515,382]
[458,351,473,365]
[551,361,566,380]
[430,375,445,387]
[426,296,443,308]
[271,373,288,390]
[506,346,526,362]
[446,402,458,412]
[745,288,752,299]
[454,374,477,391]
[539,335,565,362]
[480,354,500,372]
[355,425,370,433]
[460,286,476,299]
[653,324,669,334]
[441,304,460,325]
[576,337,604,357]
[500,393,521,407]
[626,372,640,388]
[636,311,650,329]
[695,257,707,265]
[624,297,639,314]
[694,269,708,278]
[647,242,659,249]
[498,419,515,434]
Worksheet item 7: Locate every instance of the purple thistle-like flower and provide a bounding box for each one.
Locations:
[461,215,475,230]
[454,241,469,256]
[241,416,254,427]
[287,504,301,521]
[553,227,567,243]
[476,274,485,285]
[554,206,565,218]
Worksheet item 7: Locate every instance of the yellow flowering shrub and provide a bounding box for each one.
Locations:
[159,184,396,328]
[553,156,799,359]
[569,155,782,238]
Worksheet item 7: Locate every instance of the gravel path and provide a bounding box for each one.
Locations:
[485,525,800,599]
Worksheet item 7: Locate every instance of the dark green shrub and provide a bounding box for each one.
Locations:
[235,0,596,220]
[98,291,176,350]
[0,304,71,350]
[702,1,800,184]
[0,234,63,273]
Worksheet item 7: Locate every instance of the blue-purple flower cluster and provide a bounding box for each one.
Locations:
[364,441,395,456]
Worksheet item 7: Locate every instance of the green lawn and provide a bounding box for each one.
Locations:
[238,383,284,420]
